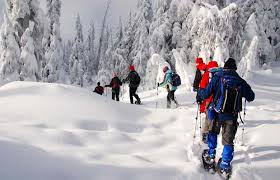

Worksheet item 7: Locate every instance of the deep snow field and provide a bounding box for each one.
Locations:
[0,67,280,180]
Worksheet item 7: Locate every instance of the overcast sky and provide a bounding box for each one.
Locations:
[0,0,137,40]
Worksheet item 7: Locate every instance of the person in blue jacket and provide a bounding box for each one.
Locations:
[197,58,255,174]
[158,66,179,108]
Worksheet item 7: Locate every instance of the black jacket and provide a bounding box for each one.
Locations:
[193,69,202,92]
[124,71,140,88]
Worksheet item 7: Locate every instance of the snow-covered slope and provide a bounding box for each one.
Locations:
[0,66,280,180]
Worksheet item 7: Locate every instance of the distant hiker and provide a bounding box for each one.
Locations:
[105,73,122,101]
[93,82,104,95]
[199,60,219,144]
[158,66,179,109]
[123,65,141,104]
[193,57,204,92]
[198,58,255,177]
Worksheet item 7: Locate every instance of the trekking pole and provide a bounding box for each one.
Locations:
[193,103,200,144]
[199,110,202,139]
[241,100,247,146]
[156,84,159,109]
[121,85,124,101]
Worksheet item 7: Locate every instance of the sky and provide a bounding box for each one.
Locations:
[0,0,137,40]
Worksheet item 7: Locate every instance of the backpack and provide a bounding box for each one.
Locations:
[94,86,104,95]
[130,71,141,86]
[111,77,122,89]
[214,74,242,114]
[171,73,181,87]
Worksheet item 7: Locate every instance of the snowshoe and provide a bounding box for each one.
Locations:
[216,158,232,180]
[135,100,142,105]
[201,149,216,174]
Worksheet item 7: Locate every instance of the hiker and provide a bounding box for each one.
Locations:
[93,82,104,95]
[193,57,204,92]
[197,58,255,175]
[158,66,179,109]
[105,73,122,101]
[199,60,219,143]
[123,65,141,104]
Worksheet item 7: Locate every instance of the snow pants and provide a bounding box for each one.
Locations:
[201,113,210,134]
[167,90,178,108]
[129,87,140,104]
[208,119,239,166]
[112,89,120,101]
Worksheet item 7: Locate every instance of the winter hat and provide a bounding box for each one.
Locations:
[129,65,135,71]
[97,82,100,86]
[163,66,169,73]
[207,61,219,70]
[195,57,204,64]
[224,58,237,70]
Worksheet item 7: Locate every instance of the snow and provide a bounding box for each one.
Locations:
[0,64,280,179]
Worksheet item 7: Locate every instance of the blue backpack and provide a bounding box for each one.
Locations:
[214,72,242,115]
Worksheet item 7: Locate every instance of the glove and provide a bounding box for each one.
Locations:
[196,94,202,104]
[157,83,160,87]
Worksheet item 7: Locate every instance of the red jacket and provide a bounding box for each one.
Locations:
[199,61,218,113]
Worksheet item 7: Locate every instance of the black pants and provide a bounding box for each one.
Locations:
[209,119,239,145]
[129,87,140,104]
[112,89,120,101]
[167,90,178,108]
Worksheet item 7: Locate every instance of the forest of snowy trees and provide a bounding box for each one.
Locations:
[0,0,279,89]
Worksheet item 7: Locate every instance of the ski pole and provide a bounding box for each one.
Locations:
[193,103,200,143]
[241,100,247,146]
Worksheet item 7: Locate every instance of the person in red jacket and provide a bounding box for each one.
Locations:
[199,60,219,143]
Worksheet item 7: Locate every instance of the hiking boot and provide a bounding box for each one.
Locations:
[202,150,215,165]
[217,158,232,179]
[202,149,216,173]
[135,100,141,105]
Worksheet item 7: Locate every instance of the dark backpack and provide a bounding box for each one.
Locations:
[130,71,141,86]
[94,86,104,95]
[111,77,122,89]
[171,73,181,87]
[214,74,242,114]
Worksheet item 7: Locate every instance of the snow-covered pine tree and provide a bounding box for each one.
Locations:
[62,40,72,77]
[0,13,21,81]
[0,0,45,82]
[19,21,39,81]
[42,0,63,83]
[84,21,96,84]
[69,14,86,87]
[131,0,153,86]
[113,12,136,79]
[97,26,113,85]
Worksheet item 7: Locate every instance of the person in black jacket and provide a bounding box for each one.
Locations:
[93,82,104,95]
[105,73,122,101]
[123,65,141,104]
[193,57,204,92]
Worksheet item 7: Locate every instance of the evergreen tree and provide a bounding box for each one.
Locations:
[69,14,86,87]
[42,0,63,83]
[0,13,21,81]
[19,22,39,81]
[0,0,45,82]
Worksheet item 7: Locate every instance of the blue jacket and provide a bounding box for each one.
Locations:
[198,69,255,121]
[159,70,177,91]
